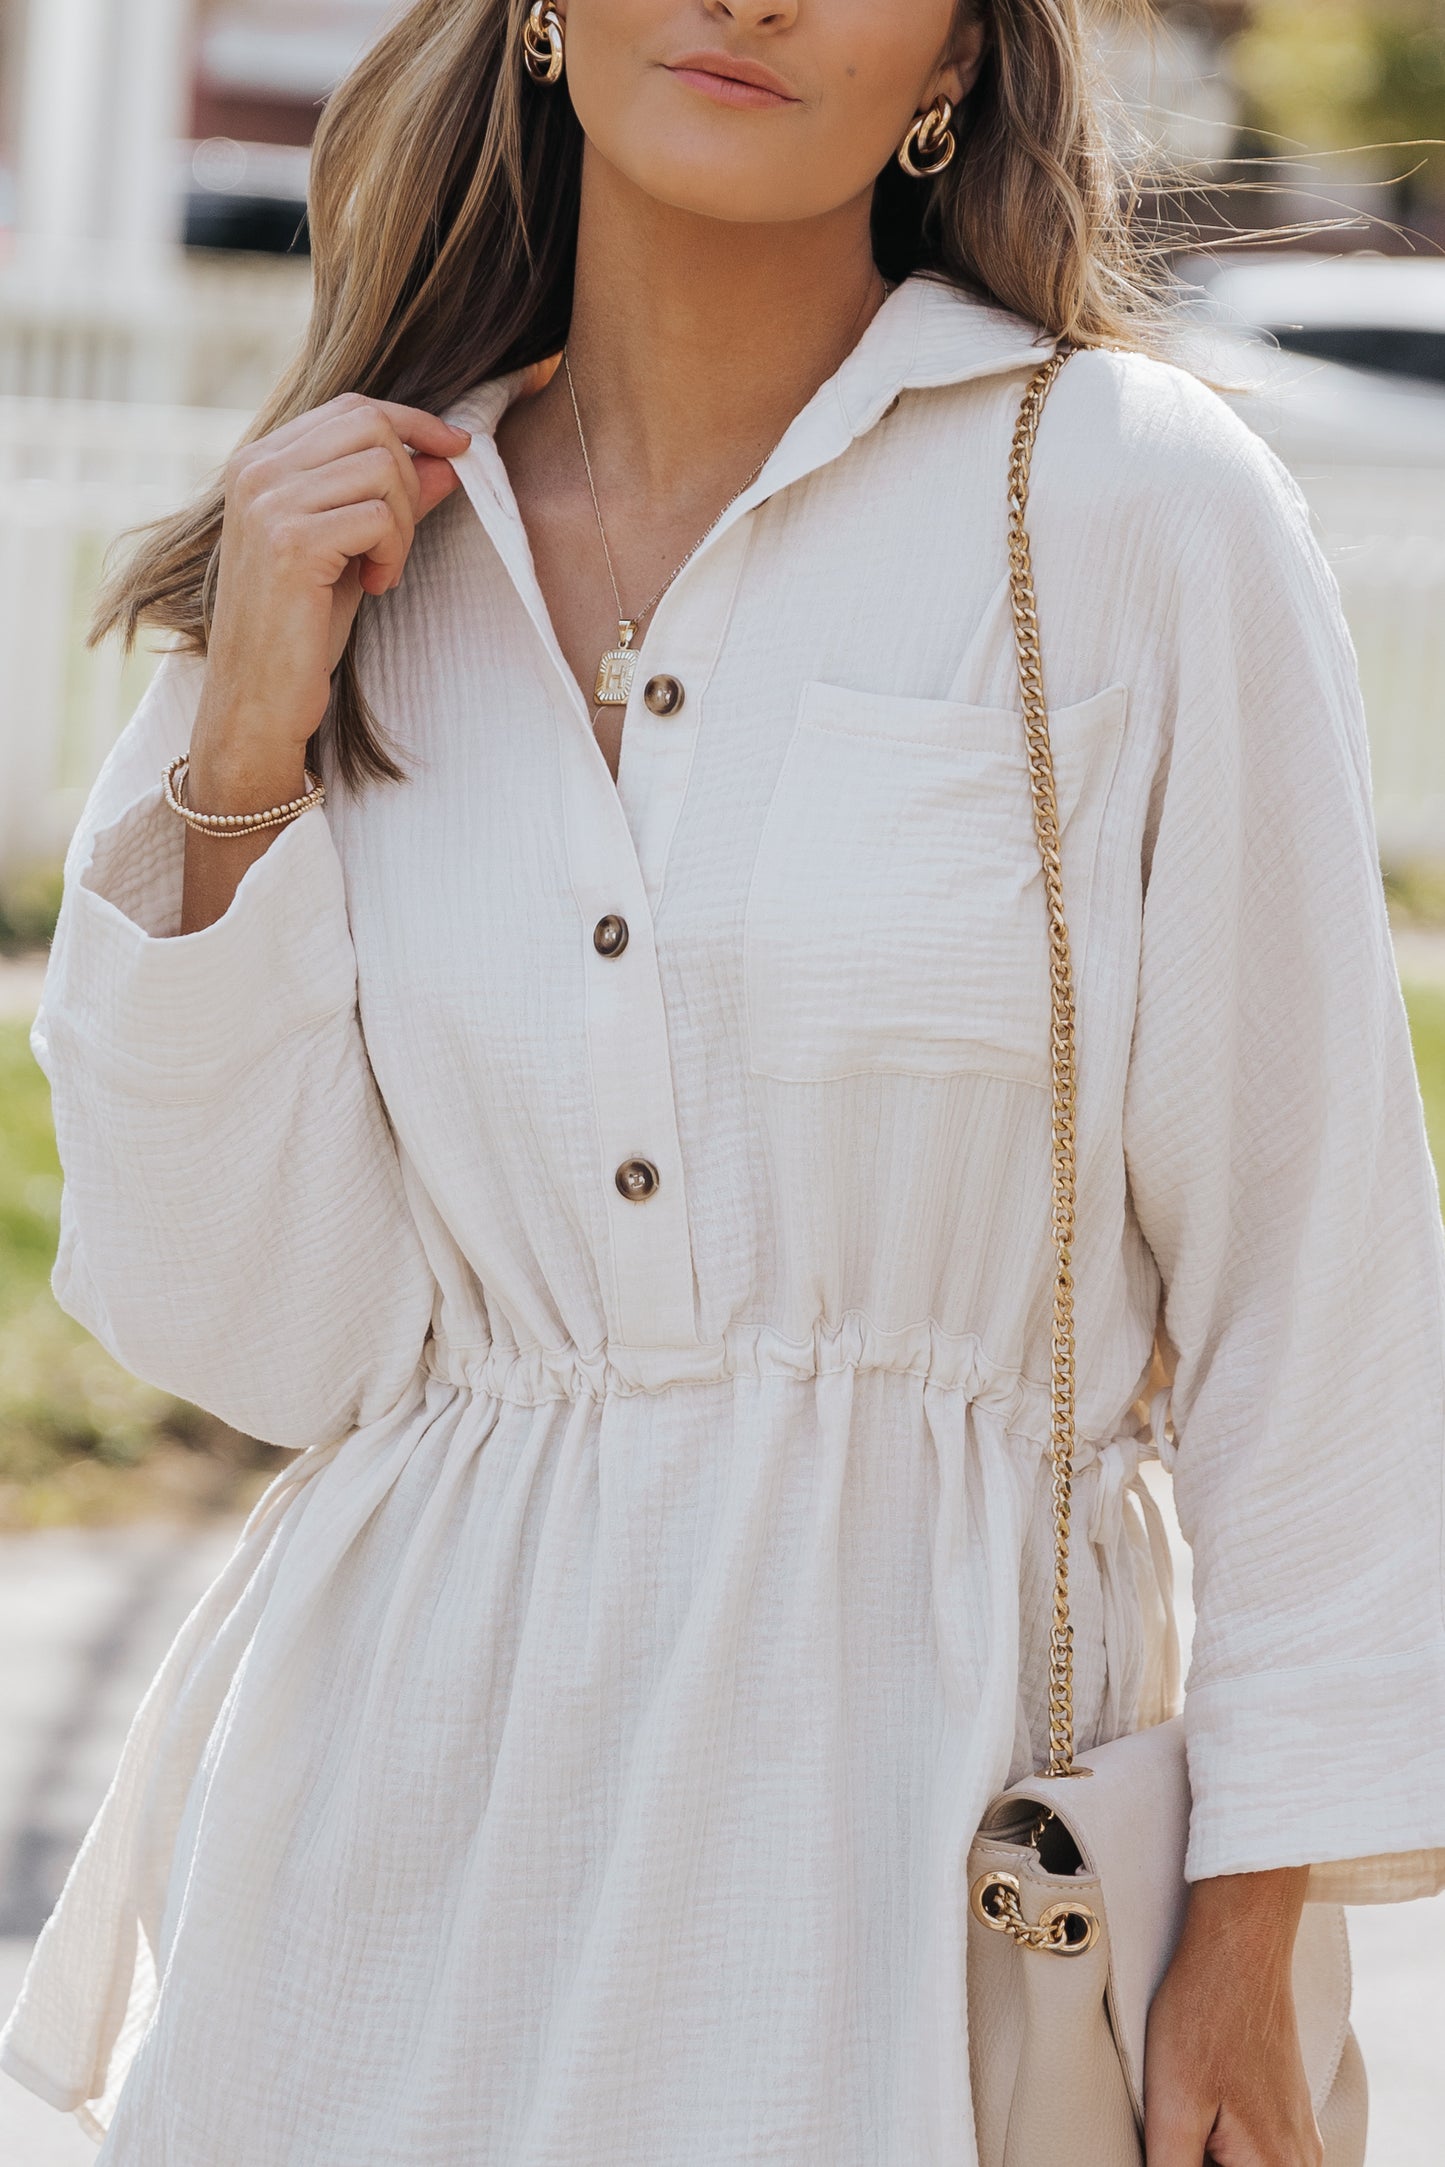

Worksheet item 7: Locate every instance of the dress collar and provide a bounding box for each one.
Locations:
[444,274,1058,732]
[833,272,1056,434]
[451,273,1056,449]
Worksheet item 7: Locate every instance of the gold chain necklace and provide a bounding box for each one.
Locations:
[563,351,778,708]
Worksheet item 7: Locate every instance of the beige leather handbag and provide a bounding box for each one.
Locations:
[964,350,1369,2167]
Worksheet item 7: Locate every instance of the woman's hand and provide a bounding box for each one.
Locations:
[1145,1867,1321,2167]
[179,395,471,933]
[196,393,471,767]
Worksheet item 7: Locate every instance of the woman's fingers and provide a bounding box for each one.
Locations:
[1143,1867,1321,2167]
[227,397,468,544]
[362,398,472,457]
[285,413,466,523]
[1143,2099,1215,2165]
[230,396,469,590]
[200,393,468,764]
[296,501,407,583]
[238,392,470,466]
[284,444,462,576]
[285,395,470,471]
[240,464,409,596]
[413,453,464,520]
[247,408,422,515]
[283,447,417,563]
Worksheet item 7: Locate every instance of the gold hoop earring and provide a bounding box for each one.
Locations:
[522,1,565,85]
[898,95,956,179]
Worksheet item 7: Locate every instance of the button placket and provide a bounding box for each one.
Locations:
[575,877,697,1347]
[451,411,836,1358]
[452,439,714,1353]
[613,526,752,910]
[568,534,758,1349]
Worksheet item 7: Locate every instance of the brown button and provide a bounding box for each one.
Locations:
[614,1158,660,1203]
[643,674,685,717]
[593,914,629,958]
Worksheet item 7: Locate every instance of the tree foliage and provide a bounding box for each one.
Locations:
[1231,1,1445,214]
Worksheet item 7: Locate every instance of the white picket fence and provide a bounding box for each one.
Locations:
[0,250,311,411]
[1300,469,1445,860]
[4,396,1445,877]
[0,398,247,873]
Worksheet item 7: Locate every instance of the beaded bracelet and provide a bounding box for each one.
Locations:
[163,752,326,835]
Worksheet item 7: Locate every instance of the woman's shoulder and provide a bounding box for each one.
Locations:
[1033,340,1310,548]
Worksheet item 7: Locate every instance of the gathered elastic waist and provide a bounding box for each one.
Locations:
[424,1312,1039,1411]
[420,1310,1163,1452]
[419,1318,1180,1728]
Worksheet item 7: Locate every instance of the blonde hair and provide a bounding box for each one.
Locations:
[96,0,1161,787]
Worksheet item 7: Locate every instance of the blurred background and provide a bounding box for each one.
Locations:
[0,2,1444,2160]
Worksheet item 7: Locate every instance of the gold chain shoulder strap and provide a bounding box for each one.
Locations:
[1006,345,1088,1781]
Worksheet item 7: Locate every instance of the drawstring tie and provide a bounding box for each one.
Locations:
[1080,1388,1182,1737]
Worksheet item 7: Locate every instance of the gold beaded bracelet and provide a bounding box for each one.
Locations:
[163,753,326,836]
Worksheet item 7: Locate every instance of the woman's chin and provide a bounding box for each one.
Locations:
[595,147,854,230]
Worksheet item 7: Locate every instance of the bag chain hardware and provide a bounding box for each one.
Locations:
[1006,344,1087,1786]
[973,342,1104,1958]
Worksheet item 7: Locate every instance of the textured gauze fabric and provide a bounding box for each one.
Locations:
[3,276,1444,2166]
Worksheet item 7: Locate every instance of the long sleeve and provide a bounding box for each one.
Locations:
[32,650,437,1453]
[1122,417,1445,1902]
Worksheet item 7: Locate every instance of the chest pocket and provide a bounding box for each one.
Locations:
[743,678,1128,1086]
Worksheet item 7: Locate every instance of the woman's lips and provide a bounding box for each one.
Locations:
[664,54,800,111]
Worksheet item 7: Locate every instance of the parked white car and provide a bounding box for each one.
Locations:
[1185,250,1445,388]
[1175,252,1445,469]
[1162,254,1445,861]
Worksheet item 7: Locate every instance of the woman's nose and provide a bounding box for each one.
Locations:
[701,0,800,31]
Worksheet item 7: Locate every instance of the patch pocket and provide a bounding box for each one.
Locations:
[743,679,1127,1085]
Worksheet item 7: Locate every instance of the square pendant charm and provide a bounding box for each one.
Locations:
[594,647,639,706]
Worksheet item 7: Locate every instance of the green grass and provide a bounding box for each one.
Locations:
[0,862,64,956]
[0,1019,63,1304]
[1404,985,1445,1179]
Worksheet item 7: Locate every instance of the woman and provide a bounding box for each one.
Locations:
[4,0,1444,2161]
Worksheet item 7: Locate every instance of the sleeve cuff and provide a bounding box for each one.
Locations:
[42,784,358,1100]
[1183,1637,1445,1901]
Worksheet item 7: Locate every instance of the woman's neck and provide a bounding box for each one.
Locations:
[491,153,893,761]
[560,152,888,499]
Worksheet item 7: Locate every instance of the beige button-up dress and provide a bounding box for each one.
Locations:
[4,275,1444,2165]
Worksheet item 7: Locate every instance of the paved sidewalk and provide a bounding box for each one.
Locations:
[0,1526,242,2163]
